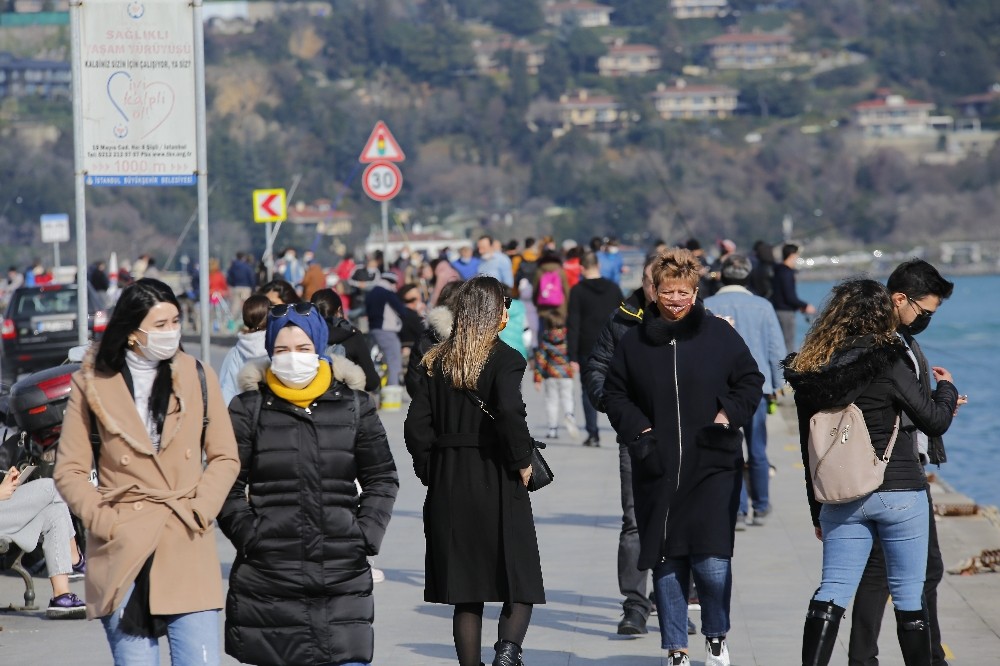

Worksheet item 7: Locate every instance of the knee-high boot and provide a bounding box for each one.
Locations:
[802,599,846,666]
[896,607,932,666]
[493,640,523,666]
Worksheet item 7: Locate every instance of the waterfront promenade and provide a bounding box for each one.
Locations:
[2,367,999,664]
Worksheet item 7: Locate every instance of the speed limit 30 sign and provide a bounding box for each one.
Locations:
[362,161,403,202]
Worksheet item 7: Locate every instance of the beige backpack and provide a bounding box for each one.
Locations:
[807,403,900,504]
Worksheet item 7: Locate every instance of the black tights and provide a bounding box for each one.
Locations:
[453,602,533,666]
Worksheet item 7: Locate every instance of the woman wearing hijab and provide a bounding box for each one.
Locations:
[54,278,241,664]
[219,302,399,666]
[404,276,545,666]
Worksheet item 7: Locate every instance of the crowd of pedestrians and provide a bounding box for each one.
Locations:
[0,230,963,666]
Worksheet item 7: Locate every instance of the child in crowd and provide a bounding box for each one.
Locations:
[533,309,579,439]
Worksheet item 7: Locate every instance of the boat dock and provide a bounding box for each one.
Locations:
[2,370,999,664]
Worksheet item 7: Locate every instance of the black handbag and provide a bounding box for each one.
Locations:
[465,390,554,492]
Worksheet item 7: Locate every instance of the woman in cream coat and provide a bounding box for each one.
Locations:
[55,278,240,665]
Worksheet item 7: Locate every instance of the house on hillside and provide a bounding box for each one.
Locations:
[288,200,354,237]
[648,80,738,119]
[472,37,546,75]
[955,87,1000,119]
[852,93,946,138]
[553,89,631,133]
[703,31,794,70]
[0,52,71,99]
[670,0,728,20]
[597,43,661,77]
[543,2,614,29]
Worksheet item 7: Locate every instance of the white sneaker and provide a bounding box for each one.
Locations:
[564,413,580,440]
[665,651,690,666]
[705,636,730,666]
[370,565,385,583]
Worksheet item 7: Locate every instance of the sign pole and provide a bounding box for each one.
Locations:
[53,242,61,269]
[193,0,211,362]
[381,201,389,273]
[70,0,88,347]
[265,221,273,281]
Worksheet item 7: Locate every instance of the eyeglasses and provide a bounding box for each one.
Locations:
[905,296,935,319]
[504,296,512,310]
[269,302,315,318]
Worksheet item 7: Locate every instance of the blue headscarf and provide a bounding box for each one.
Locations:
[264,304,330,359]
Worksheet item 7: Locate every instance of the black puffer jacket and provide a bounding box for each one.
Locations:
[326,316,382,392]
[218,370,399,666]
[581,288,646,413]
[784,336,957,527]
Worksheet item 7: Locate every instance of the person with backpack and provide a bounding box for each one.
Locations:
[53,279,240,663]
[783,279,959,666]
[218,302,398,666]
[532,252,569,330]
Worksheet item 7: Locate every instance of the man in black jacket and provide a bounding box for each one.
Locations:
[849,259,964,666]
[770,243,815,352]
[582,252,657,635]
[568,251,623,447]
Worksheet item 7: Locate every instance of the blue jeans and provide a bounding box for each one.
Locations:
[739,398,770,515]
[370,328,402,386]
[101,586,221,666]
[815,490,928,611]
[652,556,731,651]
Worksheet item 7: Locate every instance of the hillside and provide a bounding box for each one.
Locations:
[1,0,999,268]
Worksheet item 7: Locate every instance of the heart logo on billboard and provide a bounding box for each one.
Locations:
[106,72,176,140]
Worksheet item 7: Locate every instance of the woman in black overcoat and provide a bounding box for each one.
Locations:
[218,303,399,666]
[404,276,544,666]
[604,249,763,666]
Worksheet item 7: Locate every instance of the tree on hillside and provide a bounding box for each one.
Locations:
[493,0,545,36]
[566,29,606,75]
[538,41,572,98]
[605,0,668,27]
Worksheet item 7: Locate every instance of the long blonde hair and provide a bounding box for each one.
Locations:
[789,278,898,373]
[422,275,504,389]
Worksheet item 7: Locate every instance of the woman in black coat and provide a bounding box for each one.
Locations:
[604,249,763,666]
[218,303,398,666]
[404,276,544,666]
[784,279,957,666]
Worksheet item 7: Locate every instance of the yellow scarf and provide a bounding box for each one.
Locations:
[265,359,332,408]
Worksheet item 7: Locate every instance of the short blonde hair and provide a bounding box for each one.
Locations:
[650,248,701,291]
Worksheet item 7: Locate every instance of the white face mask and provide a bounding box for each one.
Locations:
[270,352,320,389]
[137,328,181,361]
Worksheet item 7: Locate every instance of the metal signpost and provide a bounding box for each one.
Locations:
[40,213,71,268]
[359,121,405,271]
[253,188,288,280]
[71,0,208,355]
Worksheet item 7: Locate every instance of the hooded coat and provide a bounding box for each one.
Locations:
[218,329,266,405]
[783,337,957,527]
[54,348,240,619]
[404,342,545,604]
[603,304,763,569]
[218,358,399,666]
[404,305,453,397]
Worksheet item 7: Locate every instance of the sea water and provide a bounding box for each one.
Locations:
[796,275,1000,507]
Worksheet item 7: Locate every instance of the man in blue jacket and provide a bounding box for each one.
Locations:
[705,254,786,528]
[770,243,815,352]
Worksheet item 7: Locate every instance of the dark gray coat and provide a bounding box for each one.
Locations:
[404,342,545,604]
[218,375,398,666]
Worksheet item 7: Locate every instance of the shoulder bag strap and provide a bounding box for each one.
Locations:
[880,415,902,463]
[196,360,208,451]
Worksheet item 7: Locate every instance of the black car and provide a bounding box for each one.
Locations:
[1,283,109,386]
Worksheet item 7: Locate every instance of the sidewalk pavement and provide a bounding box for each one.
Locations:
[3,372,1000,664]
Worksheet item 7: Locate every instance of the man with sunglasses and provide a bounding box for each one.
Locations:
[849,258,962,666]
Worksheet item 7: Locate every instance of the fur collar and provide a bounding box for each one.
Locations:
[784,338,906,406]
[236,354,366,394]
[426,306,453,341]
[640,302,706,346]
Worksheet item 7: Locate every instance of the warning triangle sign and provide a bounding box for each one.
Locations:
[359,121,406,163]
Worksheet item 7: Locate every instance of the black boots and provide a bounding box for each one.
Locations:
[896,607,932,666]
[493,640,523,666]
[802,599,846,666]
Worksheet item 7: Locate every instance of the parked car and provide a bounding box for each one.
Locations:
[1,283,109,386]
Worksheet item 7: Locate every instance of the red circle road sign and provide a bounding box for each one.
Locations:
[362,161,403,202]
